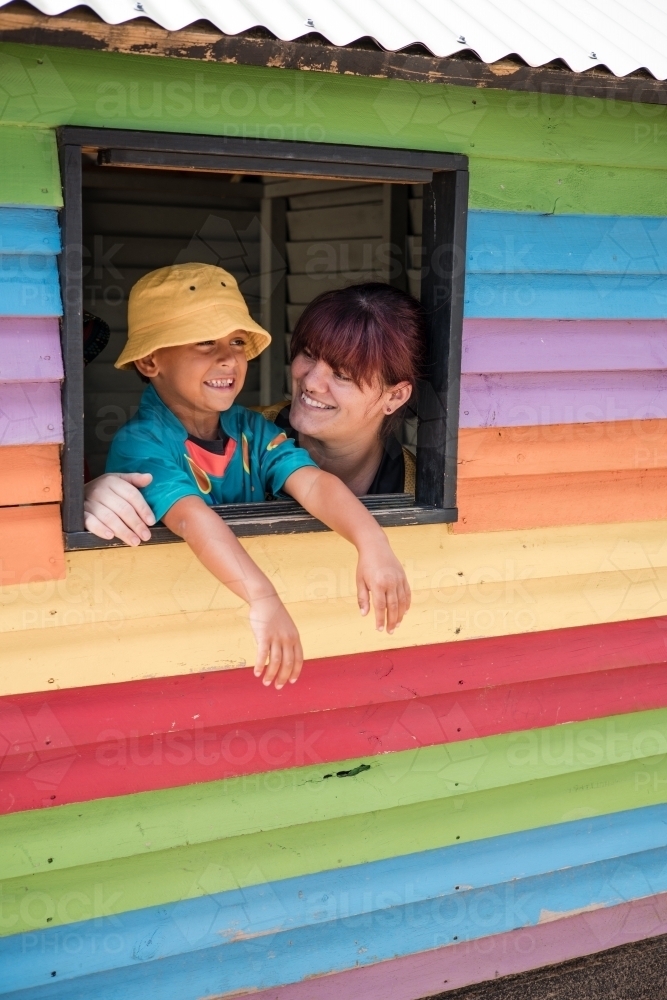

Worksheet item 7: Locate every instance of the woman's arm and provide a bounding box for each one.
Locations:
[163,495,303,689]
[283,467,411,634]
[84,473,156,546]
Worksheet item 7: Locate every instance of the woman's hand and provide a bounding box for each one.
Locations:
[356,538,411,634]
[84,473,155,546]
[249,593,304,690]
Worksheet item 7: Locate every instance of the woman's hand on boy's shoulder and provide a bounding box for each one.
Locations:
[84,473,155,546]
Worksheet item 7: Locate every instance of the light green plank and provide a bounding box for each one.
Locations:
[5,707,666,880]
[1,754,665,937]
[1,43,667,173]
[2,708,667,937]
[470,157,667,216]
[0,125,60,206]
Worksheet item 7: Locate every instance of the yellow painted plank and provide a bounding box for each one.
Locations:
[1,520,667,695]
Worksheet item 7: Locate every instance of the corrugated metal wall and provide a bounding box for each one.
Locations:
[2,44,667,1000]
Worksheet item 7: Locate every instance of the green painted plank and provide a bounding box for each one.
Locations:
[0,126,61,207]
[1,707,667,938]
[470,157,667,217]
[8,707,667,881]
[6,707,667,880]
[2,44,667,172]
[1,753,666,938]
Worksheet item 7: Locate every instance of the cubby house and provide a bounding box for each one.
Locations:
[1,4,667,999]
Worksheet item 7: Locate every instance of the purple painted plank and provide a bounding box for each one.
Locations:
[241,891,667,1000]
[462,319,667,374]
[0,382,63,445]
[0,317,63,382]
[460,371,667,427]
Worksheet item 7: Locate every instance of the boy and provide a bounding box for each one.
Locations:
[107,263,410,689]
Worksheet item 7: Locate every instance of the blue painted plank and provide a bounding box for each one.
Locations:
[4,804,667,998]
[464,273,667,319]
[6,846,667,1000]
[0,208,60,255]
[467,211,667,275]
[0,256,62,317]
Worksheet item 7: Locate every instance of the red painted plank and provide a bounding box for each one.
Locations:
[2,615,667,814]
[236,890,667,1000]
[0,317,63,382]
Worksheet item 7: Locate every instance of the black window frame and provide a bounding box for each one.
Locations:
[57,126,468,550]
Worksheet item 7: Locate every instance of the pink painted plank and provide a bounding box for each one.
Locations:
[462,319,667,374]
[0,382,63,445]
[241,891,667,1000]
[460,371,667,427]
[0,317,63,382]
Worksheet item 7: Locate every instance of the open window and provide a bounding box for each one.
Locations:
[57,128,468,549]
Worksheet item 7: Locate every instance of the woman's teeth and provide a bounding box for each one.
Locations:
[206,378,234,388]
[301,392,333,410]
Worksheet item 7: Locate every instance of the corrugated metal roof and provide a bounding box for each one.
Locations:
[4,0,667,80]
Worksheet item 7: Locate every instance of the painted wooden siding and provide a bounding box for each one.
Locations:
[0,200,65,582]
[3,614,666,814]
[4,806,667,997]
[4,518,667,695]
[0,444,61,505]
[0,318,63,382]
[445,210,667,533]
[1,45,667,1000]
[0,127,61,209]
[461,319,667,373]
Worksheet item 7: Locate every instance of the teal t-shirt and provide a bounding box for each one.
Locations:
[106,384,318,521]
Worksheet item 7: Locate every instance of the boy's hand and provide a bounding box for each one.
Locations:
[356,540,411,634]
[249,593,304,690]
[165,496,304,692]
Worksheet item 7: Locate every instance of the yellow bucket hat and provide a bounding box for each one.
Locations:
[114,263,271,370]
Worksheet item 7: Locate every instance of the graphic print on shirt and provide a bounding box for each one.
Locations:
[242,433,250,475]
[184,437,237,494]
[267,431,288,452]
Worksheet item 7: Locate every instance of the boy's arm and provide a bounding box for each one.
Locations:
[163,496,303,689]
[283,467,411,634]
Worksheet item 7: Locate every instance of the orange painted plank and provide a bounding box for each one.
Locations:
[459,418,667,479]
[455,467,667,533]
[0,444,61,505]
[0,504,65,584]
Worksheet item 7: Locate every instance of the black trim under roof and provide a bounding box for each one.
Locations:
[1,1,666,107]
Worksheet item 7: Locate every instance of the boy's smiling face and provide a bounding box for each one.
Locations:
[134,331,249,439]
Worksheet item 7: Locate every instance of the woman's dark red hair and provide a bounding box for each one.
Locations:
[290,283,425,398]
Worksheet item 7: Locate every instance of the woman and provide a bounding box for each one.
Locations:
[84,283,424,545]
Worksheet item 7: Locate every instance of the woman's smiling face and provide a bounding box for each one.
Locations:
[289,348,409,444]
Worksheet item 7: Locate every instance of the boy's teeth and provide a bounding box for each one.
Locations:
[207,379,233,387]
[301,393,331,409]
